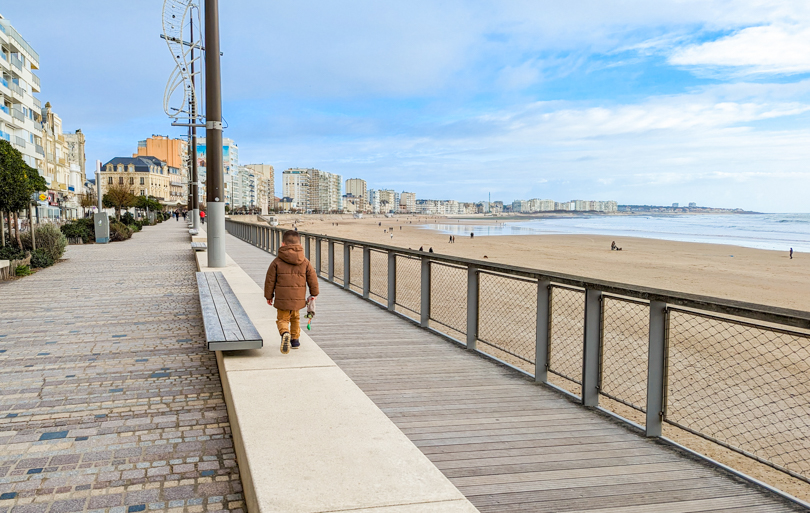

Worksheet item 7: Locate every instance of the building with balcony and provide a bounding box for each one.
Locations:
[0,14,43,172]
[282,169,311,212]
[134,135,188,205]
[345,178,368,212]
[245,164,274,212]
[196,136,238,206]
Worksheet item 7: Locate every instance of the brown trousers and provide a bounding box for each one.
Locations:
[276,309,301,339]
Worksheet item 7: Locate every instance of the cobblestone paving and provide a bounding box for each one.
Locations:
[0,222,243,513]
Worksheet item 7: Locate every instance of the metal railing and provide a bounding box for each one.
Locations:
[9,81,24,97]
[224,218,810,485]
[30,71,39,90]
[13,135,25,148]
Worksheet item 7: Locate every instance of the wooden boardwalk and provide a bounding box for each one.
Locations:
[225,233,802,513]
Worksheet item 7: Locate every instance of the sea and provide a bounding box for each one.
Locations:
[425,213,810,252]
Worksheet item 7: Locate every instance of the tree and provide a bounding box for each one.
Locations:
[80,191,97,217]
[0,140,45,247]
[102,182,136,220]
[135,195,162,213]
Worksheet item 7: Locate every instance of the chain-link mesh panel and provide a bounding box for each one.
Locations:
[666,309,810,481]
[394,255,421,319]
[477,272,537,374]
[369,250,388,303]
[319,241,328,276]
[600,296,649,412]
[429,262,467,340]
[548,286,585,388]
[349,246,364,294]
[333,242,344,284]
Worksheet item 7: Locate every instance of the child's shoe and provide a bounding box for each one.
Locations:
[291,339,300,349]
[280,332,291,354]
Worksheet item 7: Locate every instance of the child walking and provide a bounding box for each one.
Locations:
[264,230,319,354]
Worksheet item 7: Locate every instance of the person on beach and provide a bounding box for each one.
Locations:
[449,235,453,243]
[429,247,434,253]
[265,230,319,354]
[790,248,793,259]
[471,232,474,239]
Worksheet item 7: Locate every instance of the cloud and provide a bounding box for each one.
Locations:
[670,24,810,74]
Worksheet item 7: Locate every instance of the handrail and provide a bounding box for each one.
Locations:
[224,217,810,487]
[225,219,810,329]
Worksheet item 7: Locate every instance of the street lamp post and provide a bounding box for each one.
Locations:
[204,0,225,267]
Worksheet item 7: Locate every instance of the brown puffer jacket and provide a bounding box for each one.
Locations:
[264,244,319,311]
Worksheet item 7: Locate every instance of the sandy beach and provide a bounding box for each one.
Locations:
[232,213,810,501]
[271,213,810,311]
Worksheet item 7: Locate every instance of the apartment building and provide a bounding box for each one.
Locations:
[196,136,238,205]
[282,168,311,211]
[0,15,42,172]
[64,128,86,194]
[245,164,274,212]
[134,135,188,206]
[309,169,342,213]
[99,156,175,202]
[399,192,416,213]
[345,178,368,212]
[368,189,380,214]
[377,189,399,213]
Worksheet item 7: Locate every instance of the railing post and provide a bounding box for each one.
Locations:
[535,280,551,383]
[466,266,478,351]
[362,247,371,299]
[315,237,322,276]
[420,257,431,328]
[328,241,335,282]
[582,288,603,407]
[304,236,311,261]
[343,244,351,290]
[646,301,668,437]
[387,251,396,311]
[262,227,266,250]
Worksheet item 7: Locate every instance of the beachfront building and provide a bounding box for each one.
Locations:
[196,136,238,206]
[377,189,398,213]
[134,135,188,207]
[346,178,368,212]
[512,200,528,213]
[399,192,416,213]
[368,189,380,214]
[64,129,86,204]
[282,168,311,211]
[245,164,274,213]
[309,169,342,213]
[99,156,175,203]
[0,14,42,173]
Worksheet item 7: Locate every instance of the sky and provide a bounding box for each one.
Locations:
[3,1,810,212]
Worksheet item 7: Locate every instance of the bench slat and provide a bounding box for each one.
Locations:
[196,273,226,343]
[205,272,245,341]
[213,272,263,342]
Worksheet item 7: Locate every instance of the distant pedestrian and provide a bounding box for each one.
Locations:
[449,236,452,243]
[470,232,474,239]
[429,247,433,253]
[182,211,187,221]
[200,210,206,224]
[790,248,794,259]
[419,246,424,251]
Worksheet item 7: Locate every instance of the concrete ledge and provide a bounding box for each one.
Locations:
[195,251,477,513]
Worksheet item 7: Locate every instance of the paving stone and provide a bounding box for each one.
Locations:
[0,223,243,513]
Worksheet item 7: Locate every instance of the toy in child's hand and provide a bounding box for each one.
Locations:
[306,297,316,330]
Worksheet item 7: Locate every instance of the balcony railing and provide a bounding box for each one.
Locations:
[9,81,24,97]
[0,22,40,63]
[32,96,40,111]
[35,144,44,155]
[12,107,23,121]
[30,71,39,90]
[13,135,25,148]
[226,218,810,487]
[10,55,22,70]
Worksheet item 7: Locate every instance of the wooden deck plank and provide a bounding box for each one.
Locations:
[224,233,802,513]
[204,272,243,341]
[195,272,225,343]
[213,271,262,341]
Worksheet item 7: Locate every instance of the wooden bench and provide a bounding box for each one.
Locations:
[191,242,207,251]
[196,271,263,351]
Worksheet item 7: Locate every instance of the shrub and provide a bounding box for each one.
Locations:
[128,224,140,232]
[30,248,54,268]
[0,245,25,261]
[20,224,67,262]
[15,265,32,276]
[120,212,135,225]
[61,219,94,244]
[109,221,133,242]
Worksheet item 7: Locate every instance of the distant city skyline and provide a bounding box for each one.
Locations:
[4,2,810,212]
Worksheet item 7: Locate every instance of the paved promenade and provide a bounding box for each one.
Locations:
[0,222,243,513]
[224,231,803,513]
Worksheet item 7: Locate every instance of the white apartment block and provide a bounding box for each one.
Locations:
[196,136,238,205]
[309,169,342,213]
[378,189,398,213]
[282,168,311,211]
[346,178,368,212]
[368,189,380,214]
[245,164,274,212]
[0,15,41,172]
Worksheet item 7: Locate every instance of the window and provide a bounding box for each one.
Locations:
[129,177,134,185]
[140,177,144,185]
[140,190,145,196]
[119,177,124,185]
[108,177,113,184]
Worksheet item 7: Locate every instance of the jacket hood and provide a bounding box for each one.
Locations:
[278,244,305,265]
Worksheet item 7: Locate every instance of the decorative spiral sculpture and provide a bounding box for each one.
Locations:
[162,0,204,123]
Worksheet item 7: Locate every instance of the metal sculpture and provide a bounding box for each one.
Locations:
[162,0,204,124]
